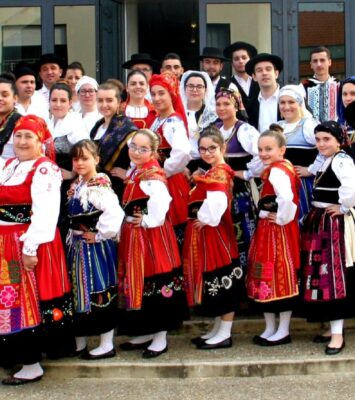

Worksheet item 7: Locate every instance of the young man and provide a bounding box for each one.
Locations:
[223,41,259,108]
[160,53,184,80]
[14,64,49,120]
[122,53,160,82]
[300,46,339,122]
[36,53,66,106]
[245,53,283,132]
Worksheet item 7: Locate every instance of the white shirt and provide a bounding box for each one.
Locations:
[234,75,252,95]
[36,85,51,108]
[81,110,102,135]
[258,86,280,133]
[16,91,49,121]
[198,191,228,227]
[48,111,89,144]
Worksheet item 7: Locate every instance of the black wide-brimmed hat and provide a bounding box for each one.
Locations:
[345,101,355,129]
[122,53,160,70]
[37,53,66,71]
[245,53,283,75]
[198,47,229,62]
[223,41,258,59]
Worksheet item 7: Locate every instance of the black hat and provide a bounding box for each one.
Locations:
[13,63,36,80]
[122,53,160,70]
[199,47,229,62]
[314,121,345,144]
[223,41,258,59]
[245,53,283,76]
[344,101,355,129]
[37,53,66,71]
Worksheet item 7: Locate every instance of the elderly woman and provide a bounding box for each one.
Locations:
[180,70,217,172]
[0,115,74,385]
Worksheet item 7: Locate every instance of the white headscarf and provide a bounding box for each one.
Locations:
[279,84,312,118]
[75,75,99,93]
[179,70,217,129]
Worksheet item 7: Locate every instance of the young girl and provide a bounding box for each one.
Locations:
[247,125,300,346]
[301,121,355,355]
[183,126,241,349]
[67,139,124,359]
[117,129,187,358]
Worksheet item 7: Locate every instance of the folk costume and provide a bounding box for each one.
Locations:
[0,115,74,373]
[118,160,187,354]
[121,98,156,129]
[0,110,22,161]
[67,173,124,341]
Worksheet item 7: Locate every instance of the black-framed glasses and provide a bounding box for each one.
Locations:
[198,145,218,154]
[128,143,152,154]
[186,84,206,91]
[79,89,96,95]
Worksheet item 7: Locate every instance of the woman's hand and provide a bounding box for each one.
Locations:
[110,167,127,180]
[61,168,76,180]
[22,254,38,272]
[82,231,97,244]
[131,212,144,228]
[326,204,342,217]
[193,220,206,231]
[266,212,277,223]
[294,165,312,178]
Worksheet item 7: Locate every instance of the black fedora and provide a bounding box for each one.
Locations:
[37,53,66,71]
[245,53,283,76]
[199,47,229,62]
[122,53,160,70]
[223,41,258,59]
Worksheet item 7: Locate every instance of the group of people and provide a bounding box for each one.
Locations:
[0,42,355,386]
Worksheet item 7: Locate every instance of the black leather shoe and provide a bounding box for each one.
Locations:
[325,340,345,355]
[196,337,232,350]
[80,348,116,360]
[191,336,207,346]
[142,346,168,359]
[260,335,292,347]
[119,341,152,351]
[253,335,268,345]
[2,375,42,386]
[313,334,331,344]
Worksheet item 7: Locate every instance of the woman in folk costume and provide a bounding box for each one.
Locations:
[149,71,191,245]
[120,70,156,129]
[184,126,242,350]
[66,139,124,360]
[0,115,74,385]
[118,129,187,358]
[301,121,355,355]
[247,125,301,347]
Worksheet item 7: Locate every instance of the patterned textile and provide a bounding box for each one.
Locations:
[0,111,21,155]
[308,81,338,122]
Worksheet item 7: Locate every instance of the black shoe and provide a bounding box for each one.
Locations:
[253,335,268,345]
[191,336,207,346]
[142,346,168,359]
[196,337,232,350]
[2,375,42,386]
[260,335,292,347]
[325,340,345,355]
[119,341,152,351]
[313,334,331,344]
[80,348,116,360]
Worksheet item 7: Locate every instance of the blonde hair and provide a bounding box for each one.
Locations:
[259,123,286,147]
[132,129,161,153]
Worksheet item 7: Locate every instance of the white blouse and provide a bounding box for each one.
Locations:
[48,111,89,144]
[0,158,62,256]
[197,191,228,227]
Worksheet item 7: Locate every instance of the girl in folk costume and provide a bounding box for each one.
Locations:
[184,126,242,350]
[247,125,301,346]
[0,115,74,385]
[120,70,156,129]
[301,121,355,355]
[66,139,124,360]
[149,71,191,244]
[118,129,187,358]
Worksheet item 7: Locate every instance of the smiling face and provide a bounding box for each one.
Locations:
[252,61,279,90]
[0,82,16,118]
[128,133,154,168]
[216,96,236,123]
[185,76,206,108]
[201,58,224,80]
[72,147,99,181]
[315,131,340,157]
[39,63,62,88]
[65,68,83,93]
[49,89,71,119]
[198,136,224,167]
[13,129,42,161]
[342,82,355,108]
[258,135,286,166]
[127,73,148,102]
[279,95,301,123]
[78,83,97,111]
[150,84,173,116]
[97,88,120,120]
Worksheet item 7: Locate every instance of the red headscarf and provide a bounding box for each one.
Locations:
[149,71,189,135]
[13,114,55,161]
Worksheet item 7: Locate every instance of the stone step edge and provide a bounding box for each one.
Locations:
[43,357,355,379]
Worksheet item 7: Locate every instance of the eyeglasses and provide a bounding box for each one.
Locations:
[128,143,152,154]
[79,89,96,96]
[198,145,218,154]
[186,84,206,91]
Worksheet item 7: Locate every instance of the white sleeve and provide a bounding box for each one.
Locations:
[85,186,124,240]
[197,191,228,227]
[332,154,355,211]
[162,117,191,177]
[67,113,90,145]
[308,153,327,175]
[20,162,62,255]
[140,180,172,228]
[269,167,297,225]
[302,118,319,145]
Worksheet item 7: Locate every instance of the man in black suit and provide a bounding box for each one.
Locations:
[223,41,260,109]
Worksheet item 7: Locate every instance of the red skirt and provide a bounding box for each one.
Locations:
[247,219,300,303]
[167,172,190,226]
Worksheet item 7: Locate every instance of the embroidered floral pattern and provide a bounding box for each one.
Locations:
[143,276,184,297]
[0,285,18,308]
[205,267,243,297]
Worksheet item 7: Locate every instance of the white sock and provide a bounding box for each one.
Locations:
[267,311,292,342]
[75,336,87,352]
[260,313,276,339]
[146,331,167,352]
[201,317,221,339]
[205,320,233,345]
[330,319,344,335]
[13,363,43,380]
[89,329,114,356]
[129,334,154,345]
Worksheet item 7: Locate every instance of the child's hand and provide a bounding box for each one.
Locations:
[61,168,75,180]
[326,204,342,217]
[22,254,38,271]
[267,212,277,223]
[234,170,246,180]
[193,220,206,230]
[294,165,312,177]
[132,212,144,227]
[82,231,97,244]
[110,167,127,180]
